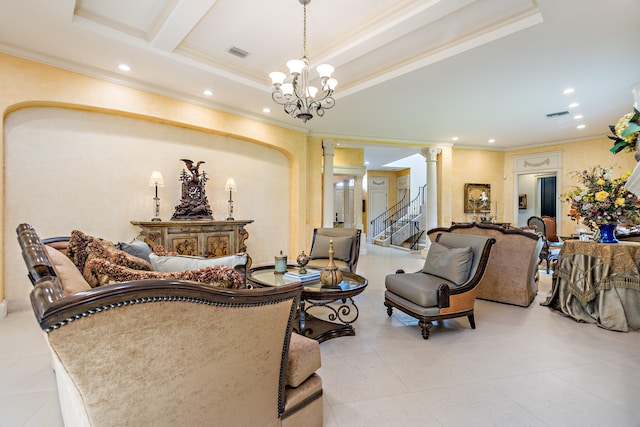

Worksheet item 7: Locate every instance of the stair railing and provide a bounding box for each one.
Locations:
[370,184,427,240]
[370,191,408,239]
[407,185,426,218]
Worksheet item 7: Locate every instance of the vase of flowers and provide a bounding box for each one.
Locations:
[562,166,640,243]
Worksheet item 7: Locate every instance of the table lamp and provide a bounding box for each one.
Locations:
[149,171,165,221]
[225,178,236,220]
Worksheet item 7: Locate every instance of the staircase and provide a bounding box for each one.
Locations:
[371,185,426,250]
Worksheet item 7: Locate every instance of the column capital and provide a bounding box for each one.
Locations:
[322,140,337,156]
[421,147,441,162]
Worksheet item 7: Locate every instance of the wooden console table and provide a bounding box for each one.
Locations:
[131,220,253,257]
[542,240,640,332]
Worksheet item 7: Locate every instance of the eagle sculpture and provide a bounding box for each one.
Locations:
[180,159,205,180]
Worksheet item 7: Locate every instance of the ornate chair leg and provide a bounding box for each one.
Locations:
[385,303,393,316]
[468,313,476,329]
[418,320,432,339]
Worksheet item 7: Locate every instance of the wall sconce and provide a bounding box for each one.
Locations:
[225,178,236,221]
[149,171,165,221]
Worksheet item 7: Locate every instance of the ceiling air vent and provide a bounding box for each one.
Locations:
[228,47,248,59]
[546,111,569,118]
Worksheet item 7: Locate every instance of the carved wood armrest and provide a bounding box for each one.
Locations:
[437,283,451,308]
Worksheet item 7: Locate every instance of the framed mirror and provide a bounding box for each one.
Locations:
[464,183,491,213]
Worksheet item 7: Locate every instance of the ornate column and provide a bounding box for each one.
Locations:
[322,140,336,228]
[421,147,441,232]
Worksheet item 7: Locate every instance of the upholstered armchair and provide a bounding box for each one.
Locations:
[384,233,495,339]
[17,224,323,427]
[306,227,361,273]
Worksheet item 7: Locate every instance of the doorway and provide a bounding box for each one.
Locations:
[334,176,354,227]
[539,176,556,218]
[513,151,562,232]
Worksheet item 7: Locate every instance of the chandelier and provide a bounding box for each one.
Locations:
[269,0,337,123]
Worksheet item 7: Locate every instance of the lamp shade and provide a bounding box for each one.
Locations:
[269,71,286,85]
[281,82,294,96]
[316,64,334,79]
[286,59,305,75]
[225,178,237,192]
[306,86,318,99]
[149,171,165,187]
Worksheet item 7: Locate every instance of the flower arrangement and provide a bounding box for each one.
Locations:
[563,166,640,230]
[609,108,640,154]
[469,191,490,210]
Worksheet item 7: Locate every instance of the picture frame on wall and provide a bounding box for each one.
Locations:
[464,183,491,213]
[518,194,527,209]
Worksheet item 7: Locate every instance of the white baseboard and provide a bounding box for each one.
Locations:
[0,300,7,320]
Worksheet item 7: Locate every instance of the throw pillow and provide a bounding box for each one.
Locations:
[309,235,353,262]
[67,230,152,272]
[116,240,152,263]
[85,257,243,289]
[66,230,96,271]
[422,242,473,285]
[45,246,91,297]
[149,253,248,273]
[86,241,152,271]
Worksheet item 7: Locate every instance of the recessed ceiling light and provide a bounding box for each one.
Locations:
[577,124,586,129]
[488,138,495,143]
[118,64,131,72]
[573,114,583,120]
[203,89,213,96]
[563,88,575,94]
[568,102,579,108]
[452,136,459,141]
[262,107,271,113]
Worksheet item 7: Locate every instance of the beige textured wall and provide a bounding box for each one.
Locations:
[305,137,324,250]
[0,53,309,310]
[334,147,364,166]
[438,146,453,225]
[4,107,291,309]
[449,149,506,224]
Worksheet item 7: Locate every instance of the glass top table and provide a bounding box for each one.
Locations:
[248,265,368,342]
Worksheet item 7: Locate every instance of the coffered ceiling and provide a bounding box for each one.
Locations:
[0,0,639,168]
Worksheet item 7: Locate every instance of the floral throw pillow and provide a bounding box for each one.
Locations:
[84,256,243,289]
[67,230,152,274]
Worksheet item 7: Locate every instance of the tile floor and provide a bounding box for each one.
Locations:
[1,243,639,426]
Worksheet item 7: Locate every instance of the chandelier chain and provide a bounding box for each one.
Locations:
[303,3,307,58]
